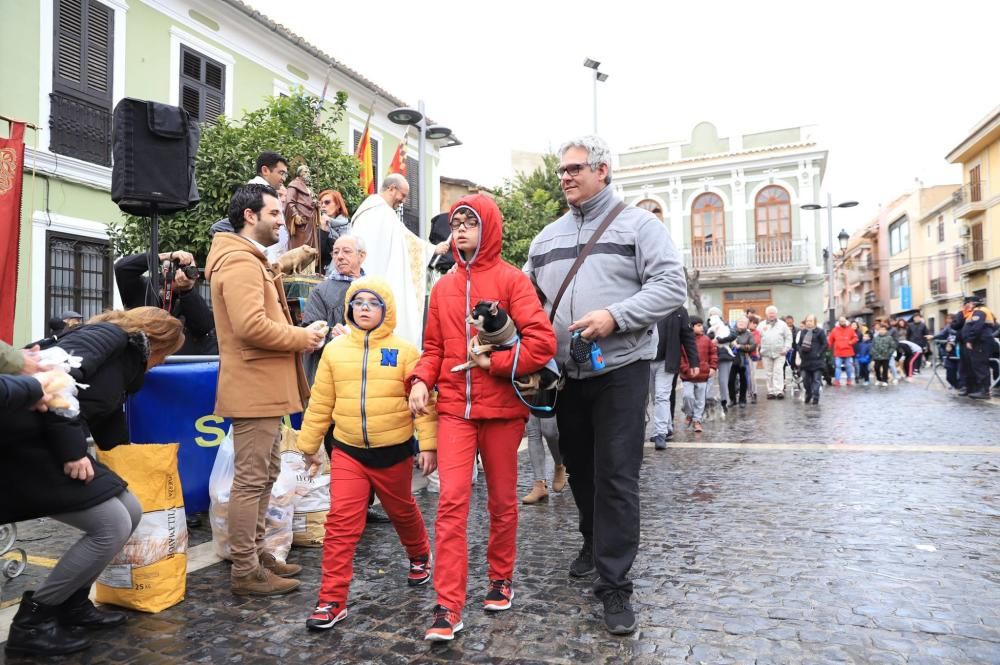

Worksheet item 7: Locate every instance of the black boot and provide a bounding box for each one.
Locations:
[5,591,91,657]
[59,586,127,630]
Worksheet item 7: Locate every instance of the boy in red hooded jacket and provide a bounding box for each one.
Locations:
[408,195,557,641]
[679,316,718,433]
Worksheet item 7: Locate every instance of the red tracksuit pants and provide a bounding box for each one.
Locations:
[318,449,429,606]
[434,414,525,613]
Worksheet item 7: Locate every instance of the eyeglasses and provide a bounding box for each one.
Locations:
[349,299,385,311]
[449,217,480,230]
[555,162,592,178]
[321,199,333,206]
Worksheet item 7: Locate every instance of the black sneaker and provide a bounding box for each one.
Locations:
[366,507,390,523]
[602,590,637,635]
[569,542,596,578]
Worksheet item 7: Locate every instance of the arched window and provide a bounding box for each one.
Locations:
[636,199,664,221]
[691,193,725,267]
[754,185,791,263]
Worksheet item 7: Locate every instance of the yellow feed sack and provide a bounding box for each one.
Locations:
[95,444,187,613]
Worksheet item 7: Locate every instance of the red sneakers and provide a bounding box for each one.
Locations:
[425,604,463,641]
[408,554,431,586]
[483,578,513,611]
[305,601,347,631]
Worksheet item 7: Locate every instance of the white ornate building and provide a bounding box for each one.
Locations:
[615,122,828,321]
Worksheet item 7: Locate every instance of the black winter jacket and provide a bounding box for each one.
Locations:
[0,323,147,523]
[795,327,828,371]
[654,307,699,374]
[0,375,43,410]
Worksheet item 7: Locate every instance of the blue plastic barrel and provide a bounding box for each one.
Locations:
[126,361,227,513]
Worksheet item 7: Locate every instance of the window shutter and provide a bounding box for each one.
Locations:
[402,156,420,235]
[50,0,113,165]
[54,0,84,88]
[179,46,225,125]
[84,0,112,98]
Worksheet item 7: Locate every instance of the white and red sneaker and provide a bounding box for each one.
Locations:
[425,604,463,641]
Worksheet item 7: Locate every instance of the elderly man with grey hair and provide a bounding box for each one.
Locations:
[350,173,450,346]
[525,135,687,635]
[301,233,367,383]
[758,304,792,398]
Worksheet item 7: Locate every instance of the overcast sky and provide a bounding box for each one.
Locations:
[245,0,998,233]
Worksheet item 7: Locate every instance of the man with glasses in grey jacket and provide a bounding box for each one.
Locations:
[525,135,686,635]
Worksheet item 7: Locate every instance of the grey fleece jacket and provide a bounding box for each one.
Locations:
[525,185,687,379]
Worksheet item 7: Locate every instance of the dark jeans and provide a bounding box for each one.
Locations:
[874,359,890,383]
[557,360,648,599]
[858,361,871,382]
[728,361,748,403]
[802,368,822,402]
[945,362,962,390]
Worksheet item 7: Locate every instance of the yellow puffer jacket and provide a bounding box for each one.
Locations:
[297,276,437,455]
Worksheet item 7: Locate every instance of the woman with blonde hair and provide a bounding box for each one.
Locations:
[2,307,183,657]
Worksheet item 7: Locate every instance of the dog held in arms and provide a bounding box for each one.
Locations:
[451,300,561,396]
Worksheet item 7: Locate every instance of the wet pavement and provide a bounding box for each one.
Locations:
[2,374,999,664]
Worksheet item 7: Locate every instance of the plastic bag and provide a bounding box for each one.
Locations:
[208,427,236,559]
[95,444,187,613]
[209,425,299,563]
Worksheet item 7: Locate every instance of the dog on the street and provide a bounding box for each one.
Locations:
[450,300,561,396]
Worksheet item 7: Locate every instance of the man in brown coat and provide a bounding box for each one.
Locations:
[205,183,325,595]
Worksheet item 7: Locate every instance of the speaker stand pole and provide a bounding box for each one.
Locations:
[146,206,160,306]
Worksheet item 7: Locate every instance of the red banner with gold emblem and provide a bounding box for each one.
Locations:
[0,121,25,344]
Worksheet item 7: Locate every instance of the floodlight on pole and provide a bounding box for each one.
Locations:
[387,100,460,243]
[584,57,608,133]
[800,194,859,326]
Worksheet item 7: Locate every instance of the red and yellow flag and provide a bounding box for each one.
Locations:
[387,139,407,178]
[355,121,375,195]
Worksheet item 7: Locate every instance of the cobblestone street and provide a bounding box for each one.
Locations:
[3,376,999,664]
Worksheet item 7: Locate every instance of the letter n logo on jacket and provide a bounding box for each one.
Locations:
[380,348,399,367]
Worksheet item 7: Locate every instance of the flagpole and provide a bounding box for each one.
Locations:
[313,64,333,127]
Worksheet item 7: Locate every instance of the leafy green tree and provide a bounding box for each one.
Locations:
[107,89,364,263]
[495,154,565,268]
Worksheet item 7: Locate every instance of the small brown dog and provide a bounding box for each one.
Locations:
[277,245,318,276]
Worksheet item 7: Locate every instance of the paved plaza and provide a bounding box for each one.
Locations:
[2,376,999,664]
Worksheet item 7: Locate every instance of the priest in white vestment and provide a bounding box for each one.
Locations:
[351,173,450,346]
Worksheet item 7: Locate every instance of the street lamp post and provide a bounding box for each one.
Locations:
[583,58,608,134]
[801,194,858,326]
[386,100,460,243]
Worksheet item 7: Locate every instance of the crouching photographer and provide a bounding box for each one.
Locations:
[114,250,218,355]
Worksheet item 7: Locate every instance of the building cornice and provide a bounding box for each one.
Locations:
[25,148,112,191]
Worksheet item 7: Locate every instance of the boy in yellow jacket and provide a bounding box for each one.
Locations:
[297,277,437,630]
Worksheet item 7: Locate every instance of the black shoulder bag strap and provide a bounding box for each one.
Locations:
[547,201,627,323]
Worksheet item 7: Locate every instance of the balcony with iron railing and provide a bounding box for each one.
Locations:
[953,180,987,220]
[683,238,808,277]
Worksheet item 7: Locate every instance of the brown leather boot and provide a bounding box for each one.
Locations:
[521,480,549,504]
[260,552,302,578]
[231,567,300,596]
[552,465,567,492]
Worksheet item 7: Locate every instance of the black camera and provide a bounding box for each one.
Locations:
[172,261,199,280]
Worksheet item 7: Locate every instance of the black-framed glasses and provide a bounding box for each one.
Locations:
[555,162,591,178]
[349,299,385,311]
[449,217,480,230]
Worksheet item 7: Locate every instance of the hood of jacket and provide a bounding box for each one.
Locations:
[450,194,503,272]
[344,276,396,343]
[204,232,268,280]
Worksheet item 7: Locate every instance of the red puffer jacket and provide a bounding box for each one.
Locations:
[827,324,857,358]
[409,194,557,421]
